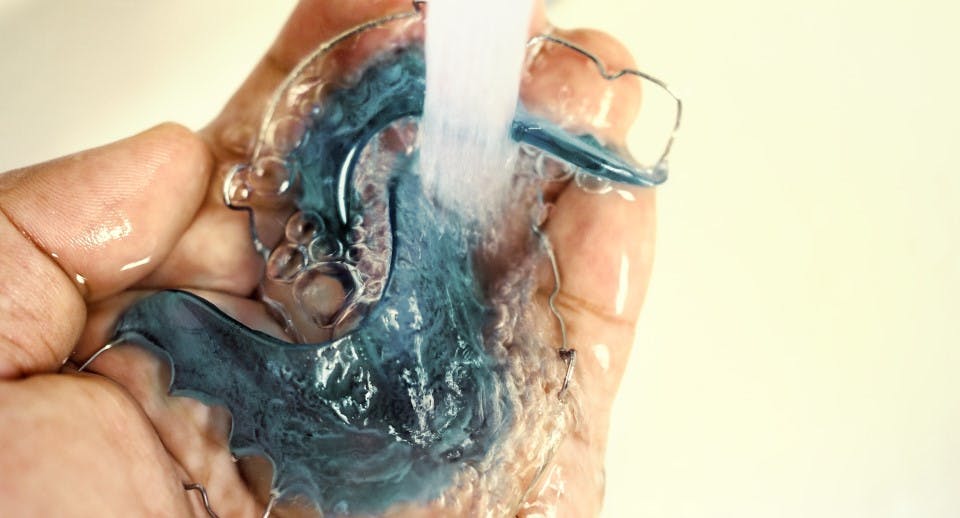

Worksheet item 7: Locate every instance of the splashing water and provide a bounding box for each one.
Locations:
[417,0,535,223]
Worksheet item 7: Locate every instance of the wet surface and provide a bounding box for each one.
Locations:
[108,41,641,515]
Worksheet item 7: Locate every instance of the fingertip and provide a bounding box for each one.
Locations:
[149,121,213,167]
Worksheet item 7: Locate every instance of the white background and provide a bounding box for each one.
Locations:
[1,1,958,517]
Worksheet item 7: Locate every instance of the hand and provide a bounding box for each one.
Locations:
[0,1,654,516]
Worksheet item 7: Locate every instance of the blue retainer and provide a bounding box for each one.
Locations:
[107,45,662,515]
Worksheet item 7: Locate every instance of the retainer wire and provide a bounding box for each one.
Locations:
[531,191,577,401]
[183,482,278,518]
[184,482,219,518]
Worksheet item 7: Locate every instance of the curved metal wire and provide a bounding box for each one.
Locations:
[184,482,220,518]
[526,33,683,169]
[530,188,577,400]
[76,339,122,372]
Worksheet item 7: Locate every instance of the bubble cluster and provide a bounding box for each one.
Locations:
[258,132,397,342]
[520,140,620,196]
[223,48,422,344]
[224,158,294,209]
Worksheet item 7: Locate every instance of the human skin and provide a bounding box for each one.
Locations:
[0,0,654,516]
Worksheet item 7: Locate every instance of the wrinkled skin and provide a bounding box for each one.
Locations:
[0,1,654,516]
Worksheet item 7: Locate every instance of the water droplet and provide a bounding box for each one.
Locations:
[652,160,670,180]
[223,164,252,206]
[67,271,91,298]
[249,157,292,196]
[291,77,326,116]
[615,189,637,202]
[267,116,307,152]
[592,343,611,372]
[308,236,343,262]
[574,169,612,194]
[266,244,306,282]
[285,211,324,244]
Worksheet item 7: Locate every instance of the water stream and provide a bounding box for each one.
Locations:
[417,0,536,224]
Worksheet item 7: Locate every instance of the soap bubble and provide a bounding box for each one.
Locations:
[250,157,292,197]
[267,115,307,153]
[308,236,344,263]
[267,244,306,282]
[574,168,613,194]
[294,263,358,327]
[285,211,324,244]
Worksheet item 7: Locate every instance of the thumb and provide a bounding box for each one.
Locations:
[0,123,212,378]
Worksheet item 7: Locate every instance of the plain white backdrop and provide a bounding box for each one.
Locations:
[1,1,958,517]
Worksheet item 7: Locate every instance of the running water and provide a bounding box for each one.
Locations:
[417,0,535,224]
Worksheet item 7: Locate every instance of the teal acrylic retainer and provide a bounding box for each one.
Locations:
[84,7,680,516]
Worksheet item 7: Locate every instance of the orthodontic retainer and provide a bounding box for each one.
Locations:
[84,7,680,516]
